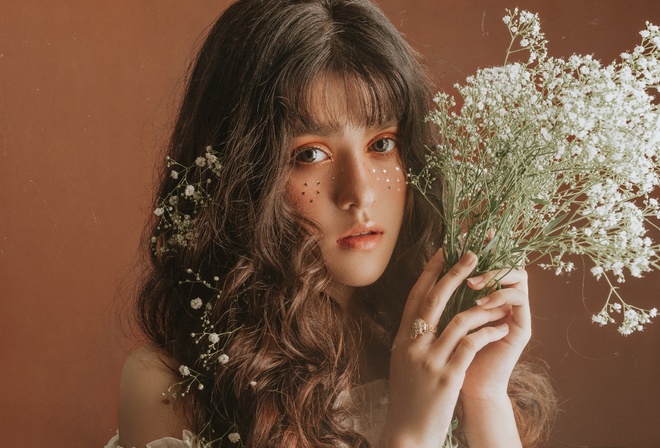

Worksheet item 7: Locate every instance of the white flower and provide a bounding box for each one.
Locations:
[228,433,240,444]
[208,333,220,344]
[154,207,164,216]
[650,308,658,318]
[249,380,257,387]
[218,354,229,364]
[190,298,203,310]
[195,157,207,167]
[206,153,218,164]
[591,311,609,326]
[170,170,179,179]
[179,365,191,377]
[590,266,604,278]
[184,185,195,197]
[416,9,660,337]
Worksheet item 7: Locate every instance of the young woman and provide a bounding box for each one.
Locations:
[111,0,557,447]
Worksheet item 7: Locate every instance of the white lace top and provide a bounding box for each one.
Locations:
[106,379,455,447]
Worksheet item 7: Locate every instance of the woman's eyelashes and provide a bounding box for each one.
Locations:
[293,146,330,164]
[292,134,399,166]
[368,136,398,155]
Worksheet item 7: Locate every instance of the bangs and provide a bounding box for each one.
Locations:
[278,68,407,135]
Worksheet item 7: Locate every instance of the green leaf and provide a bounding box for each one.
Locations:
[543,213,568,235]
[531,197,550,206]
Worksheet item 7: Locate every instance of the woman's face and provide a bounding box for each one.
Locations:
[285,79,407,305]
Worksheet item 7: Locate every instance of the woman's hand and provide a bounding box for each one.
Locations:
[381,249,512,448]
[455,268,530,448]
[462,268,531,400]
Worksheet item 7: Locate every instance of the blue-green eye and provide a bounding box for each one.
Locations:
[370,137,397,153]
[294,147,329,164]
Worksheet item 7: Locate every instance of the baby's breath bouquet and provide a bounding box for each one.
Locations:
[410,9,660,335]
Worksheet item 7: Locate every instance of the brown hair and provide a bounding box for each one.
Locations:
[135,0,556,446]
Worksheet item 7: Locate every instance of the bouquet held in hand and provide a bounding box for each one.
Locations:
[411,9,660,335]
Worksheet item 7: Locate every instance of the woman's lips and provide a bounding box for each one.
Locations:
[337,226,384,250]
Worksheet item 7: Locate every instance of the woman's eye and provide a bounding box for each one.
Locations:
[294,147,329,164]
[370,137,397,153]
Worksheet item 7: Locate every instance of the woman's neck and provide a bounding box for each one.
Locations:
[327,282,358,317]
[328,283,390,384]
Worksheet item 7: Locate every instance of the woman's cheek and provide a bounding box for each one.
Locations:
[371,164,405,194]
[285,176,325,215]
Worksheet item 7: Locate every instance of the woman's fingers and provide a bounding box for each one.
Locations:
[400,248,446,326]
[414,251,478,333]
[431,305,509,362]
[467,268,528,293]
[448,323,510,373]
[471,269,532,343]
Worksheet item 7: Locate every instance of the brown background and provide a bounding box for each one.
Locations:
[1,1,659,447]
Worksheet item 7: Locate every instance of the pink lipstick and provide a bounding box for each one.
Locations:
[337,225,383,250]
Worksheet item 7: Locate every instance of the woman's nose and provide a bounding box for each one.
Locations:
[335,154,376,211]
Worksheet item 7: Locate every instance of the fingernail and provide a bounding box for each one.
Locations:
[475,296,490,306]
[467,275,484,287]
[460,250,477,266]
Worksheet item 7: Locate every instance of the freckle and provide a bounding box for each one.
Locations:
[301,191,305,195]
[316,190,320,194]
[304,182,308,186]
[310,199,314,203]
[388,186,391,190]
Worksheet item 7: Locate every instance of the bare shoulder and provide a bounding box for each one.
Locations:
[119,345,189,447]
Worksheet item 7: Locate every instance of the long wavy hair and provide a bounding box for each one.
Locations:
[135,0,556,446]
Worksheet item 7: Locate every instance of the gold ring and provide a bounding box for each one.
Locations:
[410,318,437,340]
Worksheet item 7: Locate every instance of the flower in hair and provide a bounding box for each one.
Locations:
[151,145,223,255]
